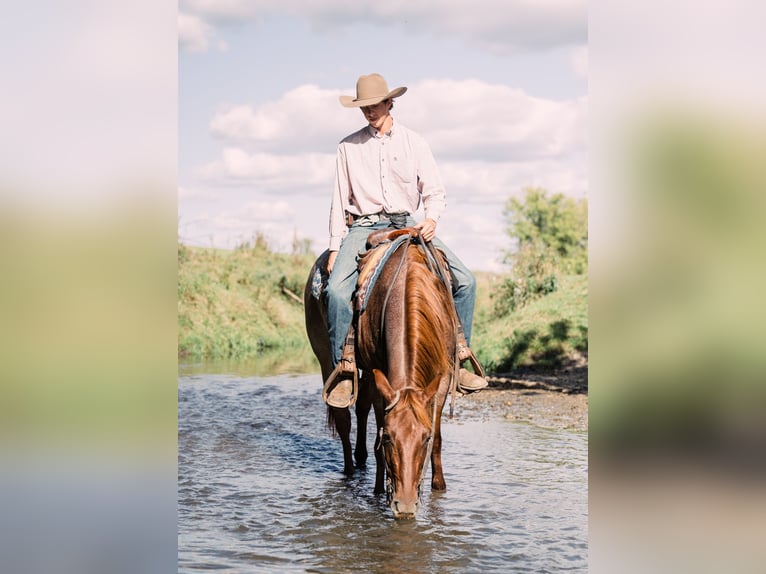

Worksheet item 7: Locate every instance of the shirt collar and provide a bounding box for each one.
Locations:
[367,118,395,139]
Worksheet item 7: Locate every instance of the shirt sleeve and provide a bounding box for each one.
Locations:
[414,134,446,222]
[329,144,349,251]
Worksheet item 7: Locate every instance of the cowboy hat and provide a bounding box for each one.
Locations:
[339,73,407,108]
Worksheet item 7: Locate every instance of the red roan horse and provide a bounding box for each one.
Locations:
[304,228,458,519]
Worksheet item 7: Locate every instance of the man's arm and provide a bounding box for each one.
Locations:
[329,145,350,253]
[413,133,446,226]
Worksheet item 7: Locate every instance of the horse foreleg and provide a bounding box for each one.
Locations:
[330,406,354,476]
[354,373,374,467]
[431,413,446,491]
[372,397,386,495]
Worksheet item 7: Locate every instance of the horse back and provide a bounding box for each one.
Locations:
[304,250,334,381]
[356,240,457,387]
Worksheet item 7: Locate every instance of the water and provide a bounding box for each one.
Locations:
[178,373,588,573]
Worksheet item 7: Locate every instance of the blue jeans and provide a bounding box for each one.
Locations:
[326,215,476,366]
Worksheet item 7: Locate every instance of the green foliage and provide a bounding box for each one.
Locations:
[495,187,587,316]
[503,187,588,275]
[177,243,316,359]
[493,242,559,315]
[178,242,189,264]
[474,273,588,372]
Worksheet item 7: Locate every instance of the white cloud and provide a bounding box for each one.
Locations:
[180,200,296,246]
[401,79,586,161]
[195,152,586,213]
[210,79,587,164]
[440,157,588,204]
[178,185,219,200]
[209,84,359,152]
[178,12,214,53]
[437,211,507,272]
[180,0,586,53]
[196,148,335,189]
[241,199,295,220]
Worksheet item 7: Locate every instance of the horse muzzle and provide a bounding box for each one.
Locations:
[391,497,419,520]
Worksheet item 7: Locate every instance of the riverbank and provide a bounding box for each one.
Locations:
[178,244,588,376]
[457,365,588,432]
[462,388,588,432]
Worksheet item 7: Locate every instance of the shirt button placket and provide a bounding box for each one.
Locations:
[380,145,387,204]
[383,144,392,210]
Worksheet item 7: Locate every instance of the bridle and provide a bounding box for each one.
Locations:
[378,385,438,503]
[372,229,450,505]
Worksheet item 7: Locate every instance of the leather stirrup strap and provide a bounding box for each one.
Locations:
[417,233,487,382]
[322,326,358,407]
[322,362,358,407]
[340,325,356,363]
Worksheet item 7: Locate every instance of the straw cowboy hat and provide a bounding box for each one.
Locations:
[339,73,407,108]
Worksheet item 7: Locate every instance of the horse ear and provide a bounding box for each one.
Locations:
[372,369,396,405]
[426,374,442,397]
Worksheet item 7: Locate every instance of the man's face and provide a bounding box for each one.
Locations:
[361,100,391,131]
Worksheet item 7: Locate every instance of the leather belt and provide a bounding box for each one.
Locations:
[345,211,410,227]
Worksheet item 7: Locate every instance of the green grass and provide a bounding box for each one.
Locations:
[472,272,588,373]
[178,243,588,375]
[177,243,315,359]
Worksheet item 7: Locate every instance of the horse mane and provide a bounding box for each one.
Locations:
[403,246,455,398]
[396,389,433,430]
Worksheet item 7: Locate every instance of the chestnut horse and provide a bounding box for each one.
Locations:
[304,228,457,519]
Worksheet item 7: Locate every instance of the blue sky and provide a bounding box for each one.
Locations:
[178,1,588,271]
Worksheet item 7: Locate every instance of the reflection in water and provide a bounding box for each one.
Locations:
[179,346,319,378]
[179,374,588,573]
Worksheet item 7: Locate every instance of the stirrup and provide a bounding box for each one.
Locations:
[458,368,489,393]
[457,344,486,379]
[323,326,358,407]
[322,359,359,408]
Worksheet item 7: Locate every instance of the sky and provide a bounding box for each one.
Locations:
[178,1,588,271]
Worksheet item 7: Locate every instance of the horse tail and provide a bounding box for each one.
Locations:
[326,405,338,437]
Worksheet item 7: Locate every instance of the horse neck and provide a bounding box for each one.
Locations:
[360,242,455,392]
[399,247,454,392]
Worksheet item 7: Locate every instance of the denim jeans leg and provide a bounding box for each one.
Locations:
[326,222,389,365]
[429,236,477,345]
[399,215,477,344]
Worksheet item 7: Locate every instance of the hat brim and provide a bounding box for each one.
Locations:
[339,86,407,108]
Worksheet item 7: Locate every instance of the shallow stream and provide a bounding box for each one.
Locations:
[178,370,587,573]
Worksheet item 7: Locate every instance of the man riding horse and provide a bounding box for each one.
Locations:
[323,73,487,408]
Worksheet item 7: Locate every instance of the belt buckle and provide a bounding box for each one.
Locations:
[357,214,380,227]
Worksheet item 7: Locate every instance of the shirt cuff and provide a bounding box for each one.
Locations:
[424,211,441,223]
[329,236,342,251]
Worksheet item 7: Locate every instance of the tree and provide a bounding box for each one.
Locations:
[494,188,587,315]
[503,187,588,274]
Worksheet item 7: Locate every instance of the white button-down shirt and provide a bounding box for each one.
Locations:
[329,121,446,251]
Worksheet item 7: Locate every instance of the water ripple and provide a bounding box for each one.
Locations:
[179,374,587,573]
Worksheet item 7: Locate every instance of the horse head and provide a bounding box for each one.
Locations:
[373,369,440,519]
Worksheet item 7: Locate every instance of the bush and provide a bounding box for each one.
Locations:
[493,242,559,315]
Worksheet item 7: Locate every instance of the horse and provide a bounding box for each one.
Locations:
[304,228,458,519]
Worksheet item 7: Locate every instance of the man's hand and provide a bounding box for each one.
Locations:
[327,250,338,273]
[414,218,437,242]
